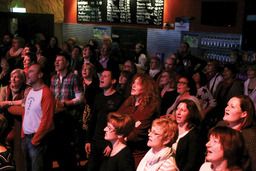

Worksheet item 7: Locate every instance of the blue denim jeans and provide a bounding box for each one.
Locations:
[21,135,51,171]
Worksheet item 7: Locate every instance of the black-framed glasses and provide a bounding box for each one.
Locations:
[178,81,187,85]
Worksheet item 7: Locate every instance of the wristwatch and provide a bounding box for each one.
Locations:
[10,101,13,106]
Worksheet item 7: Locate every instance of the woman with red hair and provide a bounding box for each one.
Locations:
[200,126,245,171]
[118,73,160,168]
[217,95,256,170]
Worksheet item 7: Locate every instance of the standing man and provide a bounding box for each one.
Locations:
[50,52,83,170]
[98,43,120,75]
[85,69,124,171]
[22,64,55,171]
[0,33,13,58]
[179,42,206,76]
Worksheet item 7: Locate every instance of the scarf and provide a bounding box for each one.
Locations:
[9,47,23,57]
[149,69,160,78]
[137,147,176,171]
[7,84,25,101]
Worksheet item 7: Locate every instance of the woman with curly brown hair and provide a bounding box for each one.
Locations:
[117,73,160,168]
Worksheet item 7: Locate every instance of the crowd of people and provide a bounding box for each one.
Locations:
[0,32,256,171]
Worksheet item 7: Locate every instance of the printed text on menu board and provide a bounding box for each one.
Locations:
[77,0,164,26]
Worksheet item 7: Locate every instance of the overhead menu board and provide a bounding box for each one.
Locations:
[77,0,164,26]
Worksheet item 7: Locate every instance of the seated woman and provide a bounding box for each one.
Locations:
[23,52,37,74]
[104,112,135,171]
[166,76,201,116]
[123,60,137,75]
[146,57,163,81]
[116,70,133,99]
[214,64,243,123]
[192,70,216,119]
[118,73,160,168]
[244,62,256,109]
[159,70,179,116]
[137,118,179,171]
[217,95,256,170]
[173,99,204,171]
[200,126,245,171]
[5,37,24,72]
[0,69,28,171]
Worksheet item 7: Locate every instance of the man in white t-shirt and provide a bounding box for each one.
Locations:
[21,64,55,171]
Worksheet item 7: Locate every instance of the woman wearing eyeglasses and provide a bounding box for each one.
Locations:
[118,73,160,168]
[165,76,201,117]
[173,99,204,171]
[137,118,179,171]
[104,112,135,171]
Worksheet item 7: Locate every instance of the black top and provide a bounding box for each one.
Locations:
[160,90,179,116]
[86,91,125,143]
[175,128,204,171]
[106,146,135,171]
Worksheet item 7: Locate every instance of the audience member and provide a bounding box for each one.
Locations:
[200,126,245,171]
[22,64,55,171]
[214,64,243,122]
[0,69,27,152]
[88,39,99,52]
[46,37,61,74]
[61,41,72,55]
[118,73,160,168]
[35,42,47,70]
[216,95,256,171]
[70,45,82,75]
[98,43,120,75]
[5,37,24,72]
[81,63,102,131]
[21,43,37,59]
[170,53,185,76]
[159,70,179,116]
[123,60,137,75]
[67,37,76,49]
[192,70,216,119]
[145,57,162,81]
[205,59,223,95]
[244,62,256,109]
[0,57,10,87]
[134,43,147,72]
[50,52,83,170]
[137,118,179,171]
[104,112,135,171]
[0,33,13,58]
[0,68,28,171]
[23,52,37,74]
[173,99,204,171]
[166,76,201,116]
[179,42,206,76]
[85,69,124,171]
[116,70,133,99]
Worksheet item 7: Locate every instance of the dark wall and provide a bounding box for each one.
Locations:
[0,12,54,45]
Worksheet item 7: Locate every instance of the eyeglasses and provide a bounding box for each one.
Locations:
[148,129,163,136]
[105,125,116,133]
[101,47,109,51]
[82,68,91,71]
[178,81,187,85]
[160,75,168,78]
